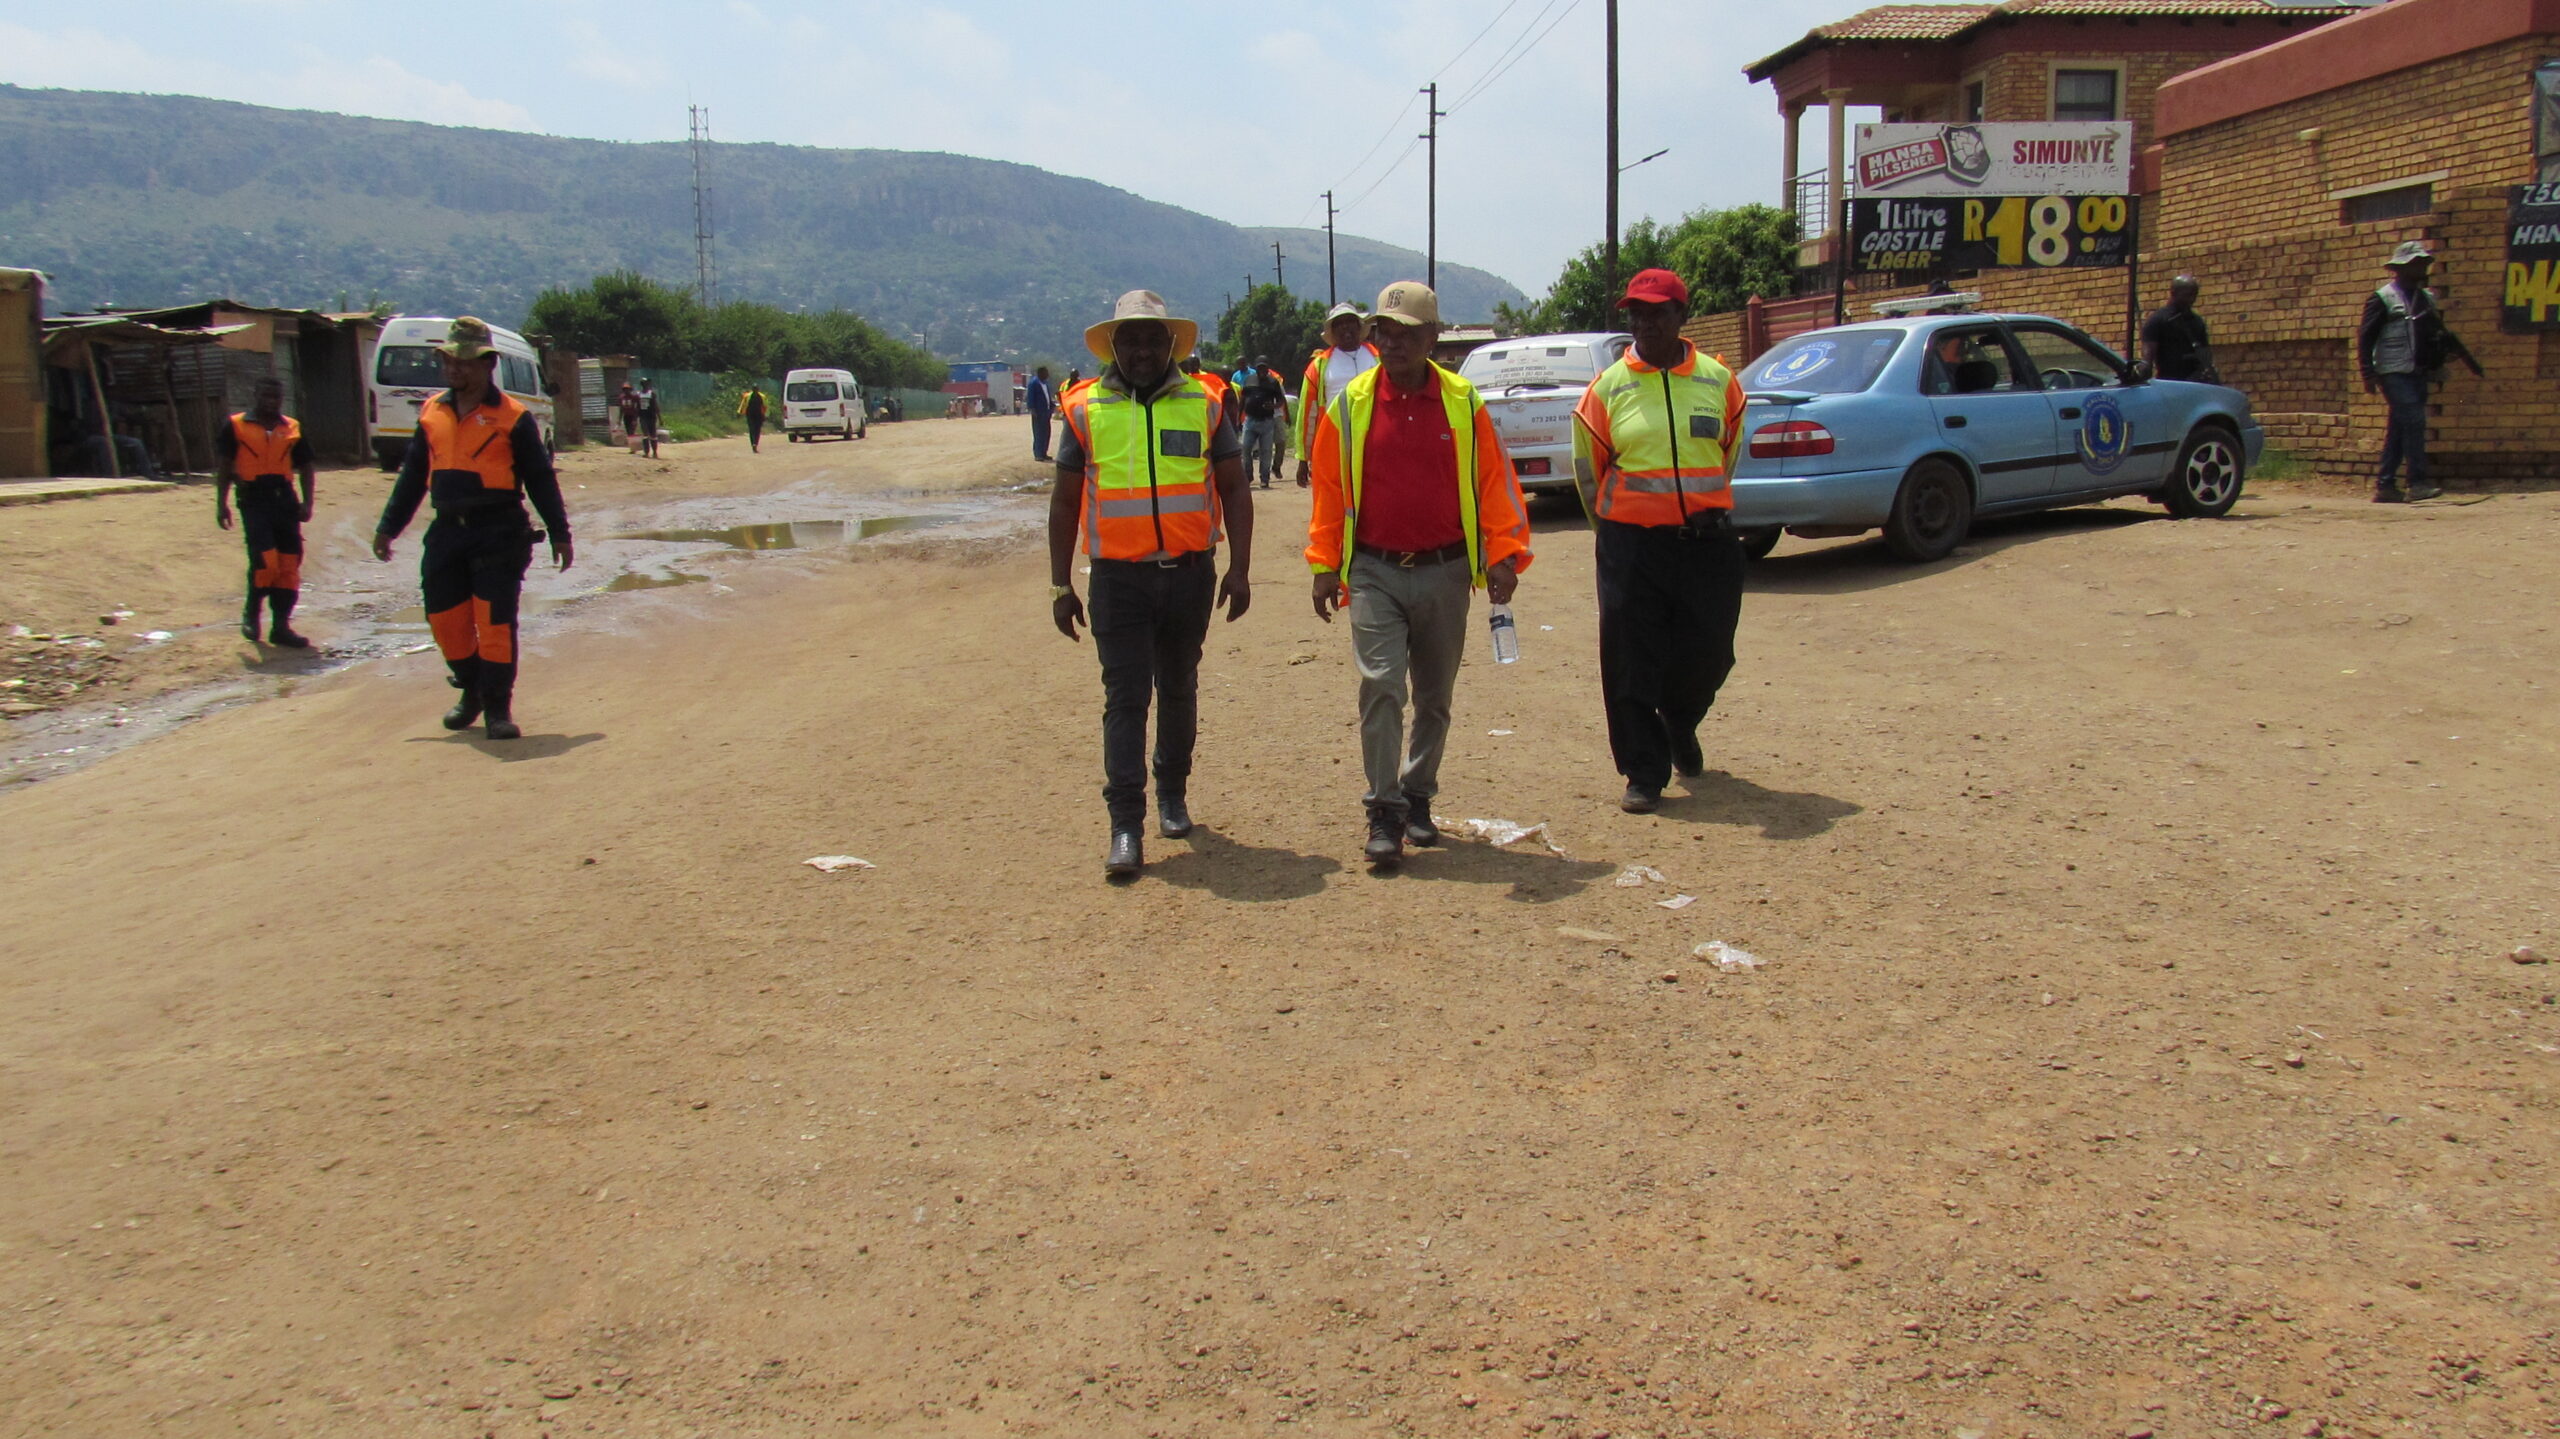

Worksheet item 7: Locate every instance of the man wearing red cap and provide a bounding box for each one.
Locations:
[1570,268,1747,814]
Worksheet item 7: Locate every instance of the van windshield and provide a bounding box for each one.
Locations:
[1460,340,1617,393]
[1742,329,1906,395]
[375,346,444,387]
[787,381,839,402]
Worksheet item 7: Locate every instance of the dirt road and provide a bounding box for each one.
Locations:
[3,430,2556,1438]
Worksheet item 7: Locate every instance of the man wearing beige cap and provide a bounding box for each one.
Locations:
[1050,291,1256,878]
[373,317,573,741]
[2358,241,2480,502]
[1305,281,1533,867]
[1295,302,1376,487]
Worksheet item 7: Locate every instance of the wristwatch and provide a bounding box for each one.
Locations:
[1050,585,1072,602]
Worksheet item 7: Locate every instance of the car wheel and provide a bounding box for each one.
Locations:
[1739,527,1781,561]
[2162,424,2244,518]
[857,421,868,439]
[1883,458,1973,563]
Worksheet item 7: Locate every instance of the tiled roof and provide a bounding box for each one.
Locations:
[1748,0,2378,78]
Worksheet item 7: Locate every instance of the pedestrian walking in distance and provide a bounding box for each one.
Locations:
[1238,355,1289,488]
[372,317,574,742]
[214,376,317,648]
[738,383,769,452]
[1296,302,1377,488]
[635,378,662,458]
[1571,268,1747,814]
[1048,291,1256,879]
[1306,281,1533,868]
[2141,275,2217,383]
[1026,365,1057,462]
[2359,241,2481,503]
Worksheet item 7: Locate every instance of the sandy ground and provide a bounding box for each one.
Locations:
[2,424,2556,1439]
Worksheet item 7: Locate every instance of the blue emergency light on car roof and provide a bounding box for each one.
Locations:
[1871,292,1983,316]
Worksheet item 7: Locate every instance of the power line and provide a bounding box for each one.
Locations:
[1327,92,1421,194]
[1451,0,1586,114]
[1432,0,1530,82]
[1443,0,1568,109]
[1321,0,1526,202]
[1335,136,1423,215]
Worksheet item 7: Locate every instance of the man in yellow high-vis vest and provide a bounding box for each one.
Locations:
[1571,268,1747,814]
[1294,303,1376,487]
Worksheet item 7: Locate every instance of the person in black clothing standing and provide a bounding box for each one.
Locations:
[2357,241,2482,503]
[636,378,662,458]
[2140,275,2217,383]
[739,384,770,452]
[1026,365,1057,462]
[214,376,317,648]
[372,318,574,741]
[1236,357,1289,488]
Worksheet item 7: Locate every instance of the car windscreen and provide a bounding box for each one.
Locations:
[1461,342,1608,391]
[1742,329,1905,394]
[787,381,839,402]
[374,345,444,386]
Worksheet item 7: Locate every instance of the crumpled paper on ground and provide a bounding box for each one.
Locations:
[1613,864,1667,887]
[803,855,876,873]
[1437,817,1565,854]
[1693,939,1763,972]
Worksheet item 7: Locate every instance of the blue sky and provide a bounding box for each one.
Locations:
[0,0,1829,296]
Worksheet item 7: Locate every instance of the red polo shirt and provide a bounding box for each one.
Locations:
[1355,365,1464,552]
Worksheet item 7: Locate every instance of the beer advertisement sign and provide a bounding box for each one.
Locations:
[2503,182,2560,330]
[1853,122,2134,198]
[1851,195,2138,275]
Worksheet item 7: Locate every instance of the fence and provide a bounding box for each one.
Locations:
[625,367,724,411]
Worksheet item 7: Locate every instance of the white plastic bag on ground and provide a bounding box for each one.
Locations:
[1438,817,1565,854]
[1694,939,1763,972]
[1614,865,1667,887]
[803,855,875,873]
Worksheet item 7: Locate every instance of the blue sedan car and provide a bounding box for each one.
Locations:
[1728,312,2262,562]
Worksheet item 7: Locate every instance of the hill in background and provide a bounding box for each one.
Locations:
[0,86,1524,364]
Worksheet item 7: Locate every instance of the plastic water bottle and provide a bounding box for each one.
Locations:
[1487,604,1520,665]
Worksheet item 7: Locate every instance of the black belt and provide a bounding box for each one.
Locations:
[1355,540,1468,567]
[1093,550,1207,570]
[435,503,532,529]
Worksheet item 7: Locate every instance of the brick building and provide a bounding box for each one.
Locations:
[2149,0,2560,481]
[1745,0,2379,270]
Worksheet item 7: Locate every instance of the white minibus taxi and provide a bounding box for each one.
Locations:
[368,316,554,468]
[783,368,867,442]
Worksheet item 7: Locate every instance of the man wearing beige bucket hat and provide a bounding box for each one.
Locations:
[373,317,574,741]
[1049,290,1255,879]
[2357,240,2480,502]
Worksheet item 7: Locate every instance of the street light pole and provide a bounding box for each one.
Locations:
[1421,83,1444,289]
[1603,0,1619,304]
[1323,190,1339,305]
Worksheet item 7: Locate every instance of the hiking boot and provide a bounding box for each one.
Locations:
[1620,782,1662,814]
[1670,730,1705,779]
[442,694,483,731]
[1402,795,1439,848]
[1364,808,1404,867]
[2407,483,2443,501]
[1158,794,1194,840]
[2372,486,2408,504]
[241,595,262,642]
[1105,830,1143,878]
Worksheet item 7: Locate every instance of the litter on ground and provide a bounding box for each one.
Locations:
[1614,864,1667,887]
[1439,817,1564,853]
[1693,939,1763,972]
[803,855,876,873]
[1658,894,1697,910]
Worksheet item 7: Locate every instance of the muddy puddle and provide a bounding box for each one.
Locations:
[1,492,1034,785]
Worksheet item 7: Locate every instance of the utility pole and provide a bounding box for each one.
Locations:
[1603,0,1619,305]
[688,104,718,306]
[1323,190,1339,304]
[1271,240,1286,292]
[1420,82,1444,289]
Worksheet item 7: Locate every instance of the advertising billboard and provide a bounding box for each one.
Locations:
[1853,122,2133,198]
[2504,183,2560,330]
[1850,195,2137,275]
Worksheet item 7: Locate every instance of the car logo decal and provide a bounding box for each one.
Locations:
[2078,393,2129,475]
[1762,341,1836,385]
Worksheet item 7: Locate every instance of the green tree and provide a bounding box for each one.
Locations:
[1210,285,1326,374]
[1499,204,1799,335]
[522,271,944,387]
[524,269,694,364]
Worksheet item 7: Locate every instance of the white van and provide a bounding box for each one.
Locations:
[368,316,554,468]
[1456,331,1632,494]
[782,368,866,442]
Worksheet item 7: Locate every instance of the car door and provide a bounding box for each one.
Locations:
[1920,323,2058,507]
[2008,322,2168,494]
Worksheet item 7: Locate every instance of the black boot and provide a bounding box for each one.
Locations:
[265,589,310,648]
[1670,729,1705,779]
[1403,794,1439,848]
[1364,806,1404,867]
[241,589,264,642]
[1106,830,1144,878]
[481,670,521,741]
[442,656,483,731]
[1158,793,1194,839]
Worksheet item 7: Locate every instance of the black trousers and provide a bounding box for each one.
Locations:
[420,509,536,703]
[238,491,303,600]
[1596,517,1745,789]
[1089,554,1214,829]
[746,415,764,450]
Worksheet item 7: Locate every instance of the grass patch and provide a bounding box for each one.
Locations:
[2252,445,2308,483]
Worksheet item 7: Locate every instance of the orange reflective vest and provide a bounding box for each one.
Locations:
[1297,343,1378,455]
[227,412,302,486]
[1304,362,1533,588]
[1063,373,1221,561]
[1193,369,1241,433]
[1571,340,1745,525]
[418,390,530,507]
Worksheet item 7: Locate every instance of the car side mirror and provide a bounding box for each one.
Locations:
[2126,360,2155,385]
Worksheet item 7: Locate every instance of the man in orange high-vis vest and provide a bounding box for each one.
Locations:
[1570,268,1748,814]
[372,318,574,742]
[214,376,318,647]
[1306,281,1533,868]
[1050,291,1255,879]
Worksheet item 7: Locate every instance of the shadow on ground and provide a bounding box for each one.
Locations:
[1657,769,1860,840]
[1148,826,1343,901]
[404,731,607,762]
[1384,835,1616,902]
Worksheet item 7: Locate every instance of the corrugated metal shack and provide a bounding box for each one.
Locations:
[42,301,384,473]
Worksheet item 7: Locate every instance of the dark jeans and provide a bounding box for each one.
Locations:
[746,415,764,450]
[1090,554,1214,830]
[2377,372,2430,489]
[1031,410,1053,461]
[1595,518,1745,789]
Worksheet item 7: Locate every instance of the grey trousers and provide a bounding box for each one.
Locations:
[1347,551,1473,814]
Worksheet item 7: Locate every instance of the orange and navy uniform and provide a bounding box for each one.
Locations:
[217,412,313,596]
[377,391,569,701]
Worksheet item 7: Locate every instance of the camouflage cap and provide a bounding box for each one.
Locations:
[435,316,498,360]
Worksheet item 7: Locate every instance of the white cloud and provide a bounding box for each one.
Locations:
[0,22,531,129]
